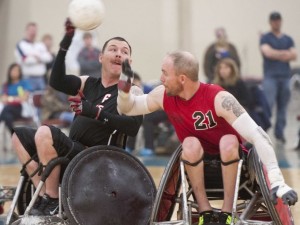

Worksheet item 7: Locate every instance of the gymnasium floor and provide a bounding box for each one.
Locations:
[1,86,300,223]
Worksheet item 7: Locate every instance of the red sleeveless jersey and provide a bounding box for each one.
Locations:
[163,82,243,155]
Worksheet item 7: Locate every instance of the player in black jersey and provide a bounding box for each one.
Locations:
[11,19,143,216]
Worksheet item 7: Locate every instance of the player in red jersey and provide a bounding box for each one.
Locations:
[117,51,298,225]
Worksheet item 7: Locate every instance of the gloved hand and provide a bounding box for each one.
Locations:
[270,184,298,206]
[60,18,75,51]
[68,91,102,119]
[118,59,134,93]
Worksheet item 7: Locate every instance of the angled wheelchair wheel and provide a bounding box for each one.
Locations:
[150,146,183,223]
[250,149,294,225]
[16,173,33,215]
[151,146,295,225]
[62,145,156,225]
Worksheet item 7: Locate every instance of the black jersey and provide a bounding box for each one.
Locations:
[69,77,139,147]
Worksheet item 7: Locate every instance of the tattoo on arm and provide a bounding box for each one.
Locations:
[221,95,245,117]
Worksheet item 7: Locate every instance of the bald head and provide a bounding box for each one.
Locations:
[166,51,199,81]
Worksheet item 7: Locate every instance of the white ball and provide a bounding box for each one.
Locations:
[68,0,105,31]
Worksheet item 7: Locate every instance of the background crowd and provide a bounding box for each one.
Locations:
[0,11,300,164]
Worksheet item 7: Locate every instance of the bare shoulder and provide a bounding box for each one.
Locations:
[215,91,246,124]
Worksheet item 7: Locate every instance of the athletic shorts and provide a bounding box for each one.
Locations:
[14,125,86,162]
[203,147,247,189]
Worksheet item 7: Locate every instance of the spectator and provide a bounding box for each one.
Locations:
[203,27,241,83]
[77,32,102,78]
[0,63,32,134]
[14,22,53,91]
[213,58,251,110]
[213,58,271,132]
[41,86,74,126]
[260,12,297,143]
[41,34,56,83]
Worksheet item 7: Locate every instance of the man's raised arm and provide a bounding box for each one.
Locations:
[117,60,163,116]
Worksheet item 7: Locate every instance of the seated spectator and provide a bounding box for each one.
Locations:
[213,58,251,110]
[0,63,32,134]
[41,85,74,127]
[77,32,102,78]
[203,27,241,83]
[213,58,271,131]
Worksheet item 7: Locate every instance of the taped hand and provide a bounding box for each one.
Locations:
[68,91,102,119]
[60,18,76,51]
[270,184,298,206]
[118,59,134,93]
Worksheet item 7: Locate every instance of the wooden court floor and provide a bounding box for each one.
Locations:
[0,163,299,223]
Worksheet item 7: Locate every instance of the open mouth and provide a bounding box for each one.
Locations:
[112,59,122,66]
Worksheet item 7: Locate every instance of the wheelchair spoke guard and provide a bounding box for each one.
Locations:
[62,145,156,225]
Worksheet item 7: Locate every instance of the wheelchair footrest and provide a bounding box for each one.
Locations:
[238,220,273,225]
[152,220,186,225]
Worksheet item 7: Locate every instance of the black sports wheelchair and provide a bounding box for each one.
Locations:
[1,130,156,225]
[150,145,295,225]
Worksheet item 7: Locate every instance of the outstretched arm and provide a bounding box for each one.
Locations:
[117,60,164,115]
[215,91,298,206]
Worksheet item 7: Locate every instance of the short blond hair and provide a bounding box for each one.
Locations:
[167,51,199,81]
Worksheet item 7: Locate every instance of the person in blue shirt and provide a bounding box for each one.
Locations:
[0,63,32,133]
[260,12,297,143]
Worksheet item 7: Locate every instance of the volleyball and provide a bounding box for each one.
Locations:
[68,0,105,31]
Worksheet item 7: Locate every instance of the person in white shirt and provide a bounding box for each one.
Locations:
[15,22,53,91]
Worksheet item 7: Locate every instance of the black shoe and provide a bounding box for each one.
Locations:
[29,194,59,216]
[31,195,42,211]
[198,210,214,225]
[218,212,234,225]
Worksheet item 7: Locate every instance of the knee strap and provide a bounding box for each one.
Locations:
[181,154,204,167]
[221,158,240,166]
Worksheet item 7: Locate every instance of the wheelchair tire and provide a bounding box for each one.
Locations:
[251,149,294,225]
[16,174,33,215]
[61,145,156,225]
[150,145,182,222]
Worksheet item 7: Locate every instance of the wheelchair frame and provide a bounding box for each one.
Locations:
[2,130,156,225]
[150,145,294,225]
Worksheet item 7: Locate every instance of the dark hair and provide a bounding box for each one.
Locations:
[133,72,141,81]
[269,12,282,21]
[102,37,132,55]
[7,63,22,85]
